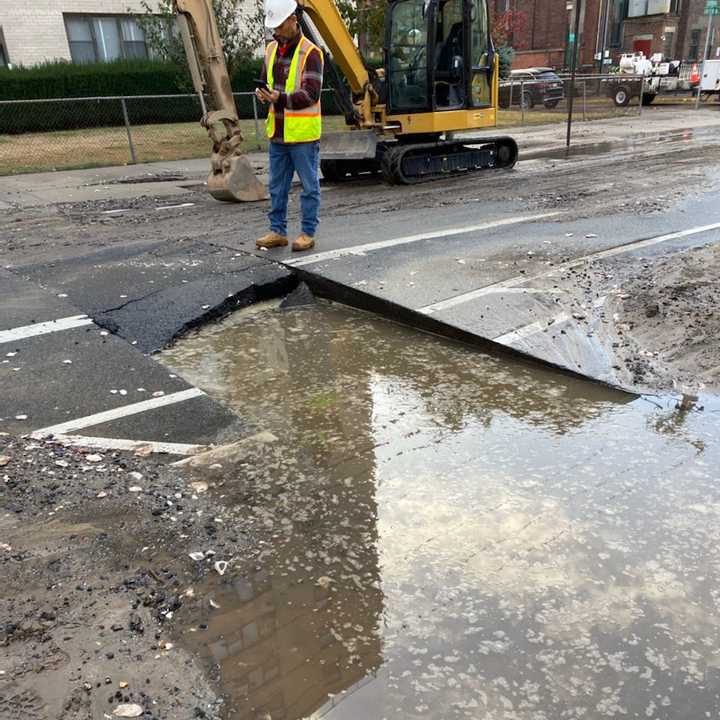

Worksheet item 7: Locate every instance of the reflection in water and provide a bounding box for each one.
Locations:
[162,301,720,720]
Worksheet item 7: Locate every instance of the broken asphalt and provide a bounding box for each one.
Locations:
[2,106,720,453]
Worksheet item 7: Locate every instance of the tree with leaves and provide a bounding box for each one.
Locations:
[334,0,386,61]
[134,0,266,76]
[490,9,528,77]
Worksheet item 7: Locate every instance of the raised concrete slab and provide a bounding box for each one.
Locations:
[17,240,293,353]
[256,192,720,390]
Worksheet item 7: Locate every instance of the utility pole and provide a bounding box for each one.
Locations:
[695,0,719,109]
[566,0,583,147]
[595,0,608,75]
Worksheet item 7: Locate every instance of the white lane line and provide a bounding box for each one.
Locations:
[156,202,195,211]
[492,296,607,346]
[493,312,573,345]
[285,212,565,267]
[420,222,720,315]
[56,434,205,456]
[30,388,205,438]
[420,276,536,314]
[0,315,93,344]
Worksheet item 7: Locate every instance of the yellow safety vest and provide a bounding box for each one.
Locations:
[265,35,323,143]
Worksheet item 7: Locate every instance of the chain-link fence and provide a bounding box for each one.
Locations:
[0,77,707,176]
[0,90,344,176]
[496,73,649,127]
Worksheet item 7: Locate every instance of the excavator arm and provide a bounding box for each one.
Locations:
[174,0,267,202]
[298,0,379,128]
[176,0,513,191]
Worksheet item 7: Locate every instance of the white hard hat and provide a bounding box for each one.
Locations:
[265,0,297,28]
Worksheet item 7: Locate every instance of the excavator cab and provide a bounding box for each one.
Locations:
[176,0,515,195]
[386,0,493,115]
[319,0,516,183]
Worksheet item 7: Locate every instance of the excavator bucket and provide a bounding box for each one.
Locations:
[206,155,268,203]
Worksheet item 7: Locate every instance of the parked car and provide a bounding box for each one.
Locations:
[499,68,565,109]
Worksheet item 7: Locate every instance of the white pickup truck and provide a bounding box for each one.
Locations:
[607,53,704,106]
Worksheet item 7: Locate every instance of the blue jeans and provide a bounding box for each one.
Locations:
[268,141,320,237]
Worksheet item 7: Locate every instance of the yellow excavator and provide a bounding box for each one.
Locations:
[174,0,517,201]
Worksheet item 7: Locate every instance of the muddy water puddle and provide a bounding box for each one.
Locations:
[161,300,720,720]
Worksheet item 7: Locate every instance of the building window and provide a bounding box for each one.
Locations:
[689,28,701,59]
[627,0,672,16]
[64,14,150,63]
[608,0,628,47]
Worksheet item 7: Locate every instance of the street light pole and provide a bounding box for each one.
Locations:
[566,0,583,147]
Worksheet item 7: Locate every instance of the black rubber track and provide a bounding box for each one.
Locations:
[381,136,519,185]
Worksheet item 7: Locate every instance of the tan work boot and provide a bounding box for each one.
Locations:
[292,233,315,252]
[256,231,288,249]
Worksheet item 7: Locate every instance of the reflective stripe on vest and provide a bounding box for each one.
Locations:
[265,36,322,143]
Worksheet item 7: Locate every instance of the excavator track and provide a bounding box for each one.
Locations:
[380,136,518,185]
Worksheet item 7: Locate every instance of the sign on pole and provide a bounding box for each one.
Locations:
[705,0,719,14]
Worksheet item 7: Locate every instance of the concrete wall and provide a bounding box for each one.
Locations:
[513,48,566,68]
[1,1,160,67]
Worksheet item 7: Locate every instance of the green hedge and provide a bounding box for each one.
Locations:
[0,57,281,101]
[0,58,341,134]
[0,59,191,101]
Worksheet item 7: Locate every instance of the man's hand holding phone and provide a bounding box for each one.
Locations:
[254,79,280,105]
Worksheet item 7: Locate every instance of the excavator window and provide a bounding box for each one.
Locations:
[434,0,466,108]
[387,0,430,111]
[387,0,492,113]
[470,0,492,106]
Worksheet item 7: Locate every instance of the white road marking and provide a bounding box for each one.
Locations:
[493,312,573,345]
[492,296,607,346]
[0,315,93,344]
[156,202,195,211]
[30,388,205,438]
[483,286,564,295]
[285,212,565,267]
[420,222,720,315]
[56,434,204,456]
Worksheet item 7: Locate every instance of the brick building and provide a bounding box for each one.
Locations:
[493,0,718,70]
[0,1,162,68]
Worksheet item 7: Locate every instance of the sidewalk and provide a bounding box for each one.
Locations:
[486,105,720,153]
[0,154,266,210]
[1,107,719,210]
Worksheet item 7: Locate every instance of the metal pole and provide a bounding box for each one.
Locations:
[638,74,644,115]
[509,75,514,108]
[120,97,137,164]
[252,93,262,149]
[582,79,587,120]
[695,13,714,109]
[566,0,583,148]
[600,0,611,74]
[521,80,525,124]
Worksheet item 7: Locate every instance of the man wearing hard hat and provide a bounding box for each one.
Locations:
[255,0,324,252]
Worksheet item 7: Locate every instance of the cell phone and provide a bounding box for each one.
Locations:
[253,78,270,91]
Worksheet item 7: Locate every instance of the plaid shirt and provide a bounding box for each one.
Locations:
[261,33,323,143]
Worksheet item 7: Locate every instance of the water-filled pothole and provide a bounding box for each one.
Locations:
[160,299,719,720]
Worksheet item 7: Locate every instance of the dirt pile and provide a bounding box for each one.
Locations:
[0,435,257,720]
[613,243,720,393]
